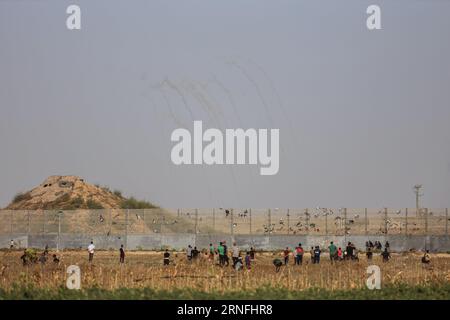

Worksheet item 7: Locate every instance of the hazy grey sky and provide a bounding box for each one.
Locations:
[1,0,449,209]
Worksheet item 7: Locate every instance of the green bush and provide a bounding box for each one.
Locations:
[12,192,32,204]
[86,199,104,209]
[120,197,157,209]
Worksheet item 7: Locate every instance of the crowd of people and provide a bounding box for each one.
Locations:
[11,238,433,270]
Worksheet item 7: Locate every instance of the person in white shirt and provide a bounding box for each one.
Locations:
[231,242,240,268]
[88,241,95,263]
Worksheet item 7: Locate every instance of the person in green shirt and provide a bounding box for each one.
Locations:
[217,242,225,266]
[328,241,337,264]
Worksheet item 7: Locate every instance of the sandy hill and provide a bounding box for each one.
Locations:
[2,176,202,235]
[5,175,133,210]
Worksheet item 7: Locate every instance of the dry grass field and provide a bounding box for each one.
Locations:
[0,249,449,299]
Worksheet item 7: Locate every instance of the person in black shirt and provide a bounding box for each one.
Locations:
[381,247,390,262]
[345,242,353,260]
[119,244,125,264]
[313,246,321,264]
[163,249,170,266]
[273,258,283,272]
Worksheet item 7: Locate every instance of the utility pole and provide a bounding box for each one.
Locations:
[413,184,423,216]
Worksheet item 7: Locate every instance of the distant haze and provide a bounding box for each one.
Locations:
[1,0,449,209]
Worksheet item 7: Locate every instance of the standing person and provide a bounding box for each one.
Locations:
[381,247,390,262]
[186,245,193,261]
[217,242,225,266]
[249,247,256,260]
[313,246,321,264]
[223,241,229,266]
[245,251,251,270]
[88,241,95,263]
[385,241,390,251]
[232,242,240,268]
[192,247,199,260]
[209,243,215,262]
[283,247,290,265]
[337,247,343,261]
[10,239,14,250]
[328,241,337,264]
[119,244,125,264]
[295,243,304,265]
[366,246,373,261]
[345,242,353,260]
[163,249,170,266]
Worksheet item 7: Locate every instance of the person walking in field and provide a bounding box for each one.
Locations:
[381,247,390,262]
[186,245,193,261]
[245,251,251,270]
[223,241,229,266]
[328,241,337,264]
[217,242,225,266]
[88,241,95,263]
[209,243,215,262]
[337,247,343,261]
[313,246,321,264]
[366,246,373,261]
[295,243,304,265]
[163,249,170,266]
[119,244,125,264]
[283,247,290,265]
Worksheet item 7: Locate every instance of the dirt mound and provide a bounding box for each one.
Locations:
[6,176,125,210]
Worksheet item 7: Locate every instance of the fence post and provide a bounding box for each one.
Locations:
[405,208,408,235]
[27,210,30,235]
[249,208,252,235]
[287,209,290,235]
[125,209,129,250]
[446,208,448,236]
[10,210,13,237]
[194,209,198,235]
[364,208,368,236]
[212,208,215,232]
[43,211,46,234]
[57,211,61,252]
[305,208,310,235]
[343,208,347,240]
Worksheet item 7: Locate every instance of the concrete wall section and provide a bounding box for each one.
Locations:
[4,234,450,252]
